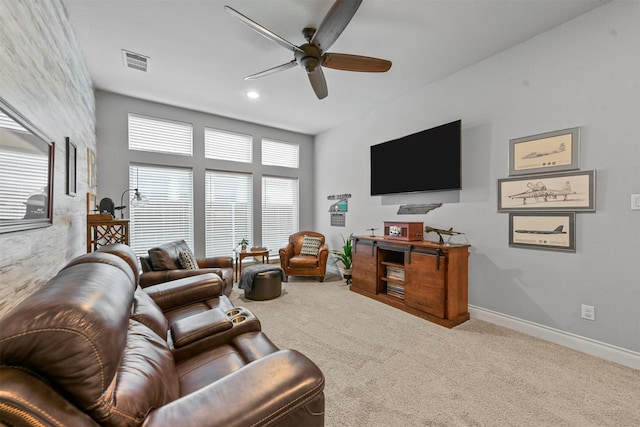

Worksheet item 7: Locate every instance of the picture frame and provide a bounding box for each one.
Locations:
[509,127,580,176]
[497,170,595,212]
[87,147,96,188]
[509,212,576,252]
[86,192,97,214]
[66,137,77,196]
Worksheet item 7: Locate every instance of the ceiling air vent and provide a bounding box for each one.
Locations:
[122,50,149,72]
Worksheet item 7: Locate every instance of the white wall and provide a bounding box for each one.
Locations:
[0,0,95,317]
[314,1,640,354]
[95,91,315,257]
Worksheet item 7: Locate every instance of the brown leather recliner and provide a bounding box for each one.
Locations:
[0,247,325,426]
[279,231,329,282]
[95,243,235,328]
[139,239,234,296]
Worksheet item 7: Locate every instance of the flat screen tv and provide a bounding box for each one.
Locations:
[370,119,461,196]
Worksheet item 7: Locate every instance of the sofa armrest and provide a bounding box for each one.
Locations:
[170,308,232,348]
[279,243,294,262]
[140,268,224,288]
[143,273,223,311]
[143,349,325,427]
[197,256,233,269]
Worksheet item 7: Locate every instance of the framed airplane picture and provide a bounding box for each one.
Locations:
[509,212,576,252]
[509,127,580,176]
[497,170,595,212]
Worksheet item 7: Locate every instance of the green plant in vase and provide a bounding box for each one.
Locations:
[331,233,353,283]
[237,238,249,251]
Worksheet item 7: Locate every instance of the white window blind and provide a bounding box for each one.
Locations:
[205,128,252,163]
[129,164,193,257]
[0,147,49,219]
[205,170,253,257]
[262,176,298,254]
[261,139,299,168]
[128,113,193,156]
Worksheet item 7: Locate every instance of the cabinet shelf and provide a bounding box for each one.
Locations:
[381,277,404,285]
[381,261,404,268]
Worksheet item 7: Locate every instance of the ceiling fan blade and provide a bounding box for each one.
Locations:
[244,60,297,80]
[224,6,303,54]
[308,68,328,100]
[323,53,392,72]
[311,0,362,52]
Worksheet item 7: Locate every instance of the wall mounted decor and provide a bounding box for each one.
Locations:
[328,193,350,227]
[87,147,96,188]
[0,97,54,234]
[509,127,580,176]
[66,137,77,196]
[86,192,97,214]
[498,170,595,212]
[509,212,576,252]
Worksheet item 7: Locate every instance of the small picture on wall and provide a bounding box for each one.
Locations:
[509,127,579,176]
[509,212,576,252]
[87,147,96,188]
[66,137,77,196]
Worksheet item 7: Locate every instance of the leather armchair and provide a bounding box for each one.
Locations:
[279,231,329,282]
[139,239,234,296]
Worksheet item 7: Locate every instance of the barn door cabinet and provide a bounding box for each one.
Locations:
[351,235,470,328]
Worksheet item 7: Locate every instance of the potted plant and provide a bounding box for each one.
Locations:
[237,238,249,251]
[332,233,353,283]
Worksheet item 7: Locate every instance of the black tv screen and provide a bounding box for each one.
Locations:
[370,120,461,195]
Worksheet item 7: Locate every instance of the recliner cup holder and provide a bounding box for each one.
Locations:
[226,309,242,317]
[231,315,247,323]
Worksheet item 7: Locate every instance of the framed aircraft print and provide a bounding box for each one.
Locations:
[509,212,576,252]
[497,170,595,212]
[509,127,580,176]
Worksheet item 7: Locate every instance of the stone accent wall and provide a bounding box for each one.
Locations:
[0,0,95,317]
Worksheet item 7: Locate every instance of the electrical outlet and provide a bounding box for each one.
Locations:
[581,304,595,321]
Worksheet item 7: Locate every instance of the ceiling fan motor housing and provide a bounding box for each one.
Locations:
[295,43,323,73]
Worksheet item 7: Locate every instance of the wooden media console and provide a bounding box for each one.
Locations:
[351,235,470,328]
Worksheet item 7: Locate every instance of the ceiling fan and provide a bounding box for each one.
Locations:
[224,0,392,100]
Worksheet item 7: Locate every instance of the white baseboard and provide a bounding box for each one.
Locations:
[469,305,640,370]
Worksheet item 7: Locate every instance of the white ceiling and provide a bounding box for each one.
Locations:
[63,0,607,135]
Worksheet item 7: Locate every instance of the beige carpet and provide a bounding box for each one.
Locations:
[229,275,640,427]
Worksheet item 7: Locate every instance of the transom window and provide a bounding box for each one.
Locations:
[205,127,252,163]
[128,113,193,156]
[261,139,299,168]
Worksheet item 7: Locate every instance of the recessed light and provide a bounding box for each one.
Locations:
[246,91,260,99]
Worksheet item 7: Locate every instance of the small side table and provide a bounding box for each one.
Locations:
[235,249,269,282]
[87,214,129,253]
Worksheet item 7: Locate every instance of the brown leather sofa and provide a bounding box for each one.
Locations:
[139,239,234,296]
[0,245,325,426]
[279,231,329,282]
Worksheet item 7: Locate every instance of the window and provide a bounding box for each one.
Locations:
[262,176,298,254]
[205,128,252,163]
[128,113,193,156]
[205,170,252,257]
[261,139,299,168]
[129,164,193,256]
